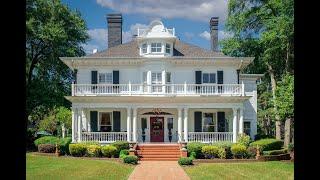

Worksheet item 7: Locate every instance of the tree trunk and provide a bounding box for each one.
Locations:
[61,123,65,138]
[284,118,292,147]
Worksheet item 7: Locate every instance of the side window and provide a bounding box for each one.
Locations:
[244,122,251,136]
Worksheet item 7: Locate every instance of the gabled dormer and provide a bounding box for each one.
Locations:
[136,20,176,57]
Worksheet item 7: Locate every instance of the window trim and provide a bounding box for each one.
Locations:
[151,42,162,53]
[141,43,147,54]
[165,43,171,54]
[98,72,113,84]
[202,72,217,84]
[98,111,113,132]
[151,72,162,84]
[244,121,251,136]
[202,111,218,132]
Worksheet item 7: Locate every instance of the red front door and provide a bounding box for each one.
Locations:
[150,117,164,142]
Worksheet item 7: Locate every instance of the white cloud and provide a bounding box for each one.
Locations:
[199,30,233,41]
[199,31,211,40]
[96,0,228,22]
[184,32,195,40]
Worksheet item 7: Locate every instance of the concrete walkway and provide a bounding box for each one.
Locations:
[128,161,190,180]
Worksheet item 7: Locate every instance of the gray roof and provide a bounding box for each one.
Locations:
[86,39,229,58]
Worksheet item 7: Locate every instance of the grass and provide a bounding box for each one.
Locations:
[183,161,294,180]
[26,153,135,180]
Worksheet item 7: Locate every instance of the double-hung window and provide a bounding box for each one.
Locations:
[203,113,217,132]
[142,44,147,54]
[202,73,216,83]
[165,43,171,54]
[98,72,113,84]
[151,43,162,53]
[151,72,162,92]
[99,112,112,132]
[244,122,251,137]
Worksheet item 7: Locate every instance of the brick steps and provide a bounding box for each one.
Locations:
[136,144,181,161]
[139,157,180,161]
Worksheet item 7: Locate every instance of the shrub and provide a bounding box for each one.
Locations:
[80,141,100,145]
[178,157,193,165]
[69,144,87,157]
[111,141,129,156]
[218,148,226,159]
[38,144,56,153]
[238,134,251,147]
[34,136,59,147]
[212,142,233,159]
[86,144,101,157]
[254,134,274,141]
[246,146,258,159]
[119,149,129,159]
[263,149,288,156]
[189,152,196,160]
[187,142,205,158]
[231,144,247,159]
[288,143,294,152]
[123,155,138,164]
[101,145,118,158]
[58,137,72,155]
[250,139,283,151]
[202,145,220,159]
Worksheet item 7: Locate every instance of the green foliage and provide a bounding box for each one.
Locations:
[187,142,205,158]
[288,143,294,152]
[201,146,226,159]
[69,144,87,157]
[101,145,118,158]
[38,112,57,135]
[178,157,193,166]
[86,145,101,157]
[119,149,129,159]
[211,141,234,159]
[238,134,251,147]
[123,155,138,165]
[250,139,283,151]
[58,137,72,155]
[246,146,258,159]
[38,144,56,153]
[263,149,288,156]
[110,141,129,157]
[275,74,294,120]
[231,144,247,159]
[189,152,196,160]
[79,141,100,145]
[34,136,59,147]
[55,106,72,130]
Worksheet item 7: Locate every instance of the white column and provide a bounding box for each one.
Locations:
[178,108,183,142]
[147,71,151,93]
[132,107,137,142]
[162,70,166,93]
[71,108,76,142]
[77,108,82,142]
[239,107,244,134]
[183,108,188,142]
[232,108,238,143]
[127,108,132,142]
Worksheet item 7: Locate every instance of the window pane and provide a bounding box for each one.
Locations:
[166,43,170,53]
[100,113,111,125]
[152,73,156,81]
[157,73,162,82]
[166,72,171,83]
[106,73,112,83]
[203,73,209,83]
[142,44,147,53]
[99,73,105,83]
[167,118,173,130]
[244,122,251,136]
[209,73,216,83]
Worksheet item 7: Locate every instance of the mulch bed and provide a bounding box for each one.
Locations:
[30,152,122,162]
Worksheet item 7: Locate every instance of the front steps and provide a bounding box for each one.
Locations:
[136,144,181,161]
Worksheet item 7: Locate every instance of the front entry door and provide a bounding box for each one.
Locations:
[150,117,164,142]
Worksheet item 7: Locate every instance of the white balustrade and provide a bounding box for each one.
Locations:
[81,132,127,143]
[188,132,233,143]
[73,84,244,96]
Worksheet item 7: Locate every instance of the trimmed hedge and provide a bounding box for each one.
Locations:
[101,145,118,158]
[111,141,129,157]
[34,136,59,147]
[187,142,205,158]
[237,134,251,147]
[69,144,87,157]
[58,137,72,155]
[123,155,138,164]
[263,149,288,156]
[202,145,225,159]
[246,146,258,158]
[34,136,72,155]
[189,152,196,160]
[178,157,193,165]
[38,144,56,153]
[212,142,233,159]
[231,144,247,159]
[86,144,101,157]
[250,139,283,151]
[119,149,129,159]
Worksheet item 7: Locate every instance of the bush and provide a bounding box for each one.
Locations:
[263,149,288,156]
[123,155,138,164]
[119,149,129,159]
[111,141,129,157]
[69,144,87,157]
[187,142,205,158]
[202,145,219,159]
[254,134,274,141]
[218,148,226,159]
[34,136,59,147]
[178,157,193,165]
[288,143,294,152]
[101,145,118,158]
[246,146,258,158]
[231,144,247,159]
[212,142,234,159]
[58,137,72,155]
[86,144,101,157]
[189,152,196,160]
[38,144,56,153]
[238,134,251,147]
[250,139,283,151]
[80,141,100,145]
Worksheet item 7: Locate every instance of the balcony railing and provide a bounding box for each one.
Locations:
[81,132,127,143]
[188,132,233,143]
[72,83,244,96]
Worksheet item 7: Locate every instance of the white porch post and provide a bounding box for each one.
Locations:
[239,107,244,134]
[71,108,76,142]
[178,108,183,142]
[232,108,238,143]
[162,70,166,93]
[147,71,151,93]
[127,107,132,142]
[77,108,82,142]
[132,107,137,142]
[183,108,188,142]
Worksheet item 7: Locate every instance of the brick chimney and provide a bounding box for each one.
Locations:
[107,13,122,48]
[210,17,219,51]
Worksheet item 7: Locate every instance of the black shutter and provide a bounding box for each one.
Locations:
[113,111,121,132]
[90,111,98,132]
[194,111,202,132]
[113,70,119,93]
[195,71,202,93]
[217,112,226,132]
[217,70,223,93]
[91,71,97,84]
[74,69,78,84]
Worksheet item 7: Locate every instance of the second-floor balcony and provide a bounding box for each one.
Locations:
[72,83,245,97]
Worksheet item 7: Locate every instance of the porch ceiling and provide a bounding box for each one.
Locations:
[65,95,250,104]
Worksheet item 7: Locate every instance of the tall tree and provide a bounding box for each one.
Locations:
[26,0,89,119]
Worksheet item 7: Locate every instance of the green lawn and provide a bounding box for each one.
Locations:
[183,161,294,180]
[26,153,135,180]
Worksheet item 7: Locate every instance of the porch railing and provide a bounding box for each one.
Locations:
[188,132,233,143]
[73,84,244,96]
[81,132,127,143]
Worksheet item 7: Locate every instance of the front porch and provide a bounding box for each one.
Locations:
[72,105,250,144]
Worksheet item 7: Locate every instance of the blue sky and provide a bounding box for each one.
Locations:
[61,0,231,54]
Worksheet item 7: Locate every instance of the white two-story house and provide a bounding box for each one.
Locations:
[60,14,262,145]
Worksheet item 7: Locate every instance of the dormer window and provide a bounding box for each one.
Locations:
[165,43,171,54]
[142,43,147,54]
[151,43,162,53]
